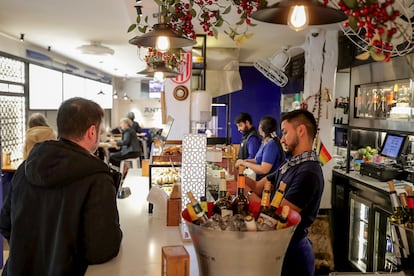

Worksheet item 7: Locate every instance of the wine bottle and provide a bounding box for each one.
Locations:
[232,165,249,216]
[257,181,287,230]
[388,181,407,225]
[276,205,290,230]
[405,185,414,228]
[213,171,233,217]
[187,191,209,225]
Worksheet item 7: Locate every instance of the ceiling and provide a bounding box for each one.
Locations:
[0,0,343,79]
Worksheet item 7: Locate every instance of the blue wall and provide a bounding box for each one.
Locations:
[215,66,281,144]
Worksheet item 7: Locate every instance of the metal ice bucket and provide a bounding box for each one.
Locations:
[182,204,301,276]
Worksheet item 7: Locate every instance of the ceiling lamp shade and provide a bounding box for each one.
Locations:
[129,23,196,50]
[77,42,114,55]
[251,0,347,31]
[137,61,180,81]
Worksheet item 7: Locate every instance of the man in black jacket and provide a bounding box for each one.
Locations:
[0,97,122,276]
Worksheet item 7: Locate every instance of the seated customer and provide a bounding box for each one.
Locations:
[109,117,141,169]
[23,113,57,159]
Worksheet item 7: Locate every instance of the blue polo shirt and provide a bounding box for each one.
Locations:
[255,139,283,180]
[267,150,324,241]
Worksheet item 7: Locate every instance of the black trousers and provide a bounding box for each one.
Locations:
[109,152,140,167]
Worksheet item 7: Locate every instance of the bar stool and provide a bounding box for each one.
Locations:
[161,245,189,276]
[119,157,140,175]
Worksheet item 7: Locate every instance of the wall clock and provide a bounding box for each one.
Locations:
[173,85,189,101]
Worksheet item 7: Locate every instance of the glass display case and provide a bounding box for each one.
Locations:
[148,164,181,213]
[355,79,414,120]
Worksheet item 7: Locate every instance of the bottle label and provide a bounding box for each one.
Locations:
[261,190,271,208]
[271,192,284,209]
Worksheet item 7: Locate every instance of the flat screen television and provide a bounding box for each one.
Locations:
[379,133,407,160]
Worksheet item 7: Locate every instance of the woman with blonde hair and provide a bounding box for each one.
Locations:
[23,113,57,159]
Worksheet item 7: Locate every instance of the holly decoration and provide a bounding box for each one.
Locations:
[128,0,268,45]
[338,0,401,62]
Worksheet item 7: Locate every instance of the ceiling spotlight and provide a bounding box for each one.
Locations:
[123,93,130,101]
[113,91,118,99]
[20,33,24,42]
[251,0,347,32]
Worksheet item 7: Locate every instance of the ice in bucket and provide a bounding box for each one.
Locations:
[182,202,301,276]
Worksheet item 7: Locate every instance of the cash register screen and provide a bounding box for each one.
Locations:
[379,133,407,159]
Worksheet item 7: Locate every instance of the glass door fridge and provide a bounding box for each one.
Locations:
[348,192,372,272]
[348,192,398,273]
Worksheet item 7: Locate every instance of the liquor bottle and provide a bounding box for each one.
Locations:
[200,196,208,214]
[232,165,249,216]
[257,181,287,230]
[276,205,290,230]
[388,181,407,225]
[187,191,209,225]
[186,203,199,224]
[213,171,233,217]
[259,180,273,214]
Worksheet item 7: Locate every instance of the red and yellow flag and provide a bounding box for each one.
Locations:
[318,141,332,166]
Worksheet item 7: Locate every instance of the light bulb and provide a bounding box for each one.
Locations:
[156,36,170,52]
[154,71,164,82]
[288,5,308,32]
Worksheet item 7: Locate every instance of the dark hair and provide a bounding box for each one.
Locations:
[234,112,253,124]
[281,109,318,140]
[126,112,135,121]
[259,116,285,163]
[57,97,104,141]
[28,113,49,128]
[259,116,278,137]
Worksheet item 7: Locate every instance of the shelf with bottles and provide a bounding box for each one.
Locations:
[334,96,350,125]
[355,79,414,120]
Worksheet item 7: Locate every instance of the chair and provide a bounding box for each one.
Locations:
[120,157,141,175]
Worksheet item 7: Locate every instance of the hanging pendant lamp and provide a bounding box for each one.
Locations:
[251,0,347,31]
[129,16,196,50]
[137,61,180,80]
